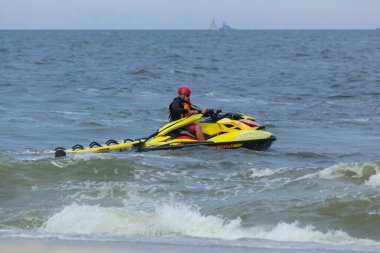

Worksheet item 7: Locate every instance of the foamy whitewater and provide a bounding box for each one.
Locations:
[41,202,371,244]
[1,30,380,252]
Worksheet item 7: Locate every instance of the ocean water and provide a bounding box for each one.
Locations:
[0,30,380,252]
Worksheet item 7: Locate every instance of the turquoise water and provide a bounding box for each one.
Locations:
[0,30,380,252]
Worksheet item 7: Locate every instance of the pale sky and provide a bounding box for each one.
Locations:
[1,0,379,29]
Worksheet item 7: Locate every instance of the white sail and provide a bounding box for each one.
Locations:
[210,17,218,31]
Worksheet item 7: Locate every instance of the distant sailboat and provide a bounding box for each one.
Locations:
[210,17,218,31]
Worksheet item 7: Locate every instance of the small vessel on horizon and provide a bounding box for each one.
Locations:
[209,18,234,31]
[219,22,233,31]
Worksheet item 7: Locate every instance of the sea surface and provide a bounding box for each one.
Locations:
[0,30,380,253]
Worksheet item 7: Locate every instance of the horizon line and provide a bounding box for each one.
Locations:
[1,28,379,31]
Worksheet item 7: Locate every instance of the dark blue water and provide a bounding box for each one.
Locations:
[0,30,380,252]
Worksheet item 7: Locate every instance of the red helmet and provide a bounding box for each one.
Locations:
[178,86,191,96]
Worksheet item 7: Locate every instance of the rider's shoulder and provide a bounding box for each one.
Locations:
[172,97,184,103]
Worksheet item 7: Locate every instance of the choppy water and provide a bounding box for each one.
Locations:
[0,30,380,252]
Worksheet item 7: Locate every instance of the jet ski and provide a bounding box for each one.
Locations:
[53,110,276,156]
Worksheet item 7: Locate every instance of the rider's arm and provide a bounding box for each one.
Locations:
[190,104,202,113]
[191,105,208,114]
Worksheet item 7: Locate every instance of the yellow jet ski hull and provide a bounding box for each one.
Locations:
[139,112,276,151]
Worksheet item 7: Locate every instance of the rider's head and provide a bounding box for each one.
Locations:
[178,86,191,100]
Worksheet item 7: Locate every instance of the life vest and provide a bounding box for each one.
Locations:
[181,101,192,118]
[168,98,193,121]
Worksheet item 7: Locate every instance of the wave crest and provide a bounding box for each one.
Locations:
[41,202,372,244]
[306,161,380,186]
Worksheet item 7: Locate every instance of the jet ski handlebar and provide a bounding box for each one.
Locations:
[203,109,222,118]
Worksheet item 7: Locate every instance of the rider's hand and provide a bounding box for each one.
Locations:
[201,109,208,114]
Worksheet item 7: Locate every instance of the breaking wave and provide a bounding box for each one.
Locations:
[301,161,380,186]
[41,202,373,244]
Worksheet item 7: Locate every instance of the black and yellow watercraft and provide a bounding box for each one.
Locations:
[54,110,276,157]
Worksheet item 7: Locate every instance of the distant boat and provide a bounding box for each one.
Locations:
[209,18,234,31]
[219,22,234,31]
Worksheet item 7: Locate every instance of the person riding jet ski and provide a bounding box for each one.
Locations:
[168,86,208,140]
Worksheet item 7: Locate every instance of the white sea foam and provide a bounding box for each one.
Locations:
[247,168,285,178]
[256,221,362,243]
[205,92,217,97]
[48,110,89,116]
[301,161,380,185]
[365,173,380,187]
[50,153,114,168]
[41,202,373,244]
